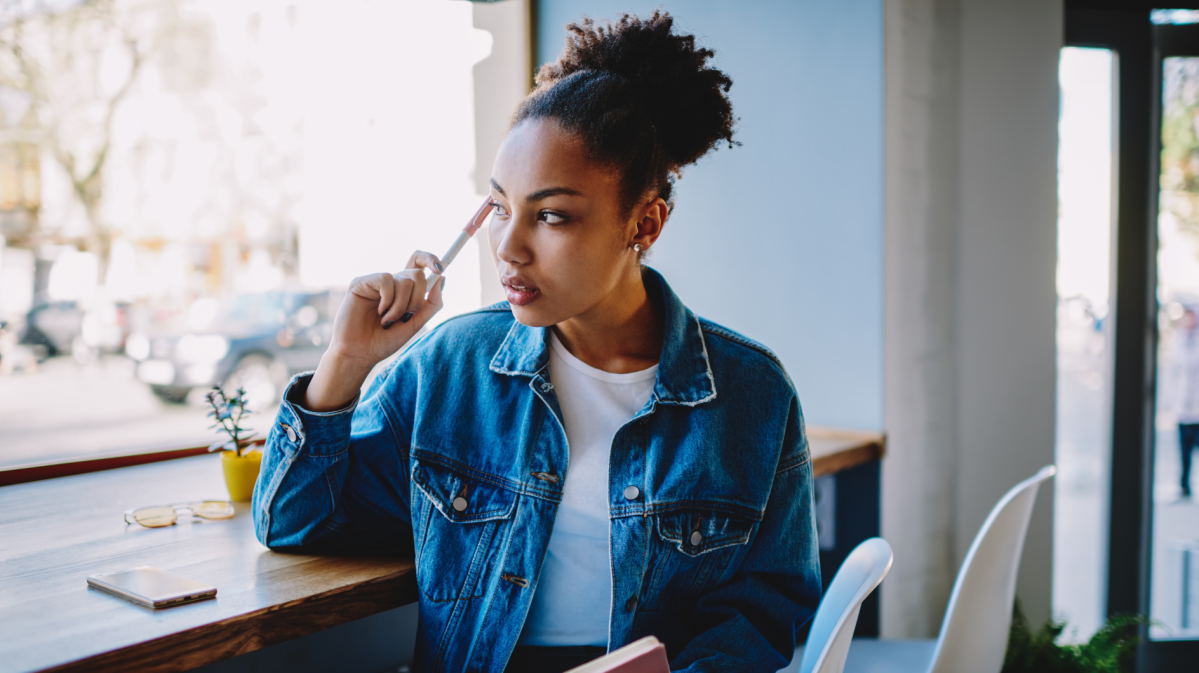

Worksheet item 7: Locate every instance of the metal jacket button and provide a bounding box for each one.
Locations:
[452,497,468,512]
[281,424,297,442]
[690,531,703,546]
[623,486,640,500]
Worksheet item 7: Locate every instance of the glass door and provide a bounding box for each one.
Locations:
[1149,20,1199,642]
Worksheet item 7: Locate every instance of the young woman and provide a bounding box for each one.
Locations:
[254,12,820,673]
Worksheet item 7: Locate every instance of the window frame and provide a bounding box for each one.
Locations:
[0,440,265,487]
[1067,2,1199,667]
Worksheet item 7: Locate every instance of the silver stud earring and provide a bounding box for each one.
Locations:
[633,243,642,252]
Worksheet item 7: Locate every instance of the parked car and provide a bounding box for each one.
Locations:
[21,298,130,361]
[125,290,338,409]
[20,301,82,358]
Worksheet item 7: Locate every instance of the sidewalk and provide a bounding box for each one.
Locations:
[0,356,274,469]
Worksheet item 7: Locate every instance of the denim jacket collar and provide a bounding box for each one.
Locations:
[488,267,717,406]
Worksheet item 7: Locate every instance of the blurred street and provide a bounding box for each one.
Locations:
[1054,305,1112,641]
[1054,298,1199,641]
[1150,420,1199,639]
[0,356,274,469]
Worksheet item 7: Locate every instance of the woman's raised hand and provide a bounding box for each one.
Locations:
[303,251,444,411]
[336,251,446,362]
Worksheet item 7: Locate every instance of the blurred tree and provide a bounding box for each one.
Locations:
[0,0,214,277]
[0,0,301,293]
[1161,58,1199,241]
[0,0,145,270]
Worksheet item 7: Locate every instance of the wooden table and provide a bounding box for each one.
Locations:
[0,454,416,673]
[807,426,886,478]
[0,428,883,673]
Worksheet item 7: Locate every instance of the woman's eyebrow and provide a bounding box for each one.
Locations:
[489,178,583,202]
[527,187,583,201]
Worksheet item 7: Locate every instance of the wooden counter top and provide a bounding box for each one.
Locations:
[1,426,883,673]
[0,454,416,673]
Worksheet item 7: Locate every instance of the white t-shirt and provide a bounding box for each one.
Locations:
[517,331,658,647]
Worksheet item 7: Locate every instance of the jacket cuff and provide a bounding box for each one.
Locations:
[273,372,359,457]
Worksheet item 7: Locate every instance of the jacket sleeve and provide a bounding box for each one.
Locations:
[251,363,414,551]
[669,395,822,673]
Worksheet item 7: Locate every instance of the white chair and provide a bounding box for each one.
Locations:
[778,537,893,673]
[925,464,1056,673]
[785,465,1055,673]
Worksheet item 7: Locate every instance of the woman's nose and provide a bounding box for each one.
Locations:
[494,216,532,266]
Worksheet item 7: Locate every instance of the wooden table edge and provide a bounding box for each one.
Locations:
[37,567,418,673]
[810,430,886,479]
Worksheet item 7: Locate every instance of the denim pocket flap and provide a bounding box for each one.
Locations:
[656,508,757,557]
[412,459,517,524]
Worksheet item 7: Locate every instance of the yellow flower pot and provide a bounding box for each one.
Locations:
[221,449,263,502]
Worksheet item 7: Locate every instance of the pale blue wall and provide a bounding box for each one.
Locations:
[537,0,884,430]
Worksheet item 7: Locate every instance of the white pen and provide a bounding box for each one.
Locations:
[424,195,496,290]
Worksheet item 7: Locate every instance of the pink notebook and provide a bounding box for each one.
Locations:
[564,636,670,673]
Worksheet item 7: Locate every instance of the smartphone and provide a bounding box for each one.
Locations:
[87,566,217,608]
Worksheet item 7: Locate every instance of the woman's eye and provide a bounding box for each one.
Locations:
[493,204,510,217]
[540,211,567,225]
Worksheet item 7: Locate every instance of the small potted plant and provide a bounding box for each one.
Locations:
[206,385,261,501]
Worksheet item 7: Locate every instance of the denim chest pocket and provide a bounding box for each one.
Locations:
[411,459,518,602]
[639,507,758,612]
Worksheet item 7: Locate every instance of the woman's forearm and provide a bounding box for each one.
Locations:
[303,350,377,412]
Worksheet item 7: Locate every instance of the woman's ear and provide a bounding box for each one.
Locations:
[631,196,668,252]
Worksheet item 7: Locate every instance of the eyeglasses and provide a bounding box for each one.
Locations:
[124,501,235,528]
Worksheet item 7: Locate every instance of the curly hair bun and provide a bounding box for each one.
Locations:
[514,11,737,214]
[535,11,736,170]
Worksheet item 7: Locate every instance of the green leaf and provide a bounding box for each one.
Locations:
[1001,599,1147,673]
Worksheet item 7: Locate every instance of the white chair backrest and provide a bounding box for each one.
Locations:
[798,537,894,673]
[927,465,1056,673]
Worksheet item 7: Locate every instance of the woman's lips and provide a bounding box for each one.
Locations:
[503,280,541,306]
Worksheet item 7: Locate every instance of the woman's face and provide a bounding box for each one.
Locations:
[488,118,648,328]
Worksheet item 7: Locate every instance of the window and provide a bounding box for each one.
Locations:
[0,0,494,469]
[1150,52,1199,641]
[1055,45,1117,642]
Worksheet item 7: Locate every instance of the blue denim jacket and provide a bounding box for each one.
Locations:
[253,268,821,673]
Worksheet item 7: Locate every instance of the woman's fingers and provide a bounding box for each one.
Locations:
[406,250,444,302]
[348,273,394,316]
[350,252,445,331]
[379,272,418,327]
[394,275,444,334]
[379,250,443,327]
[374,274,394,316]
[406,250,444,275]
[416,276,445,323]
[401,268,428,320]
